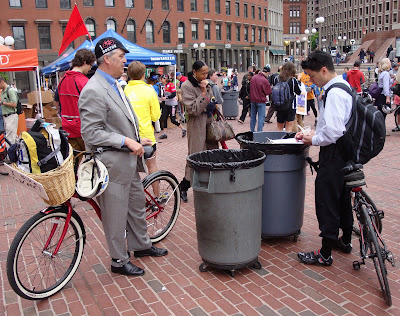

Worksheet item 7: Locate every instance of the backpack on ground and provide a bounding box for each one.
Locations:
[6,87,23,115]
[323,83,385,164]
[270,78,294,111]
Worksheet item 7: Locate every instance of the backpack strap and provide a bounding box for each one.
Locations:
[37,147,61,166]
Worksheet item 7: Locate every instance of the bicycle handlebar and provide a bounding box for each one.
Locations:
[73,144,154,160]
[305,157,363,175]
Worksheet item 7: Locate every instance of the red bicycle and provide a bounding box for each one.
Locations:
[6,149,181,300]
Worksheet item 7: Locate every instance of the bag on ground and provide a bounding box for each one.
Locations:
[270,79,294,111]
[324,83,385,164]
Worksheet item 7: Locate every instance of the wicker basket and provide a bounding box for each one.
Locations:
[12,144,76,206]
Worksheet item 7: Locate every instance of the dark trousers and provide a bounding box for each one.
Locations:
[376,93,387,118]
[315,144,353,245]
[307,98,318,118]
[160,102,168,130]
[265,103,275,122]
[239,98,251,121]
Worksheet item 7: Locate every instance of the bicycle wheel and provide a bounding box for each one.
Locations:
[352,189,382,236]
[142,170,181,243]
[360,205,391,306]
[395,106,400,130]
[7,207,86,300]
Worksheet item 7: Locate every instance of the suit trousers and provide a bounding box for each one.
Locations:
[315,144,353,243]
[97,172,152,267]
[265,103,275,122]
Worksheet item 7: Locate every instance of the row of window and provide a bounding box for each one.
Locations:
[323,0,395,13]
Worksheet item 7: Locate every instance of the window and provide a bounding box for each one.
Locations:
[244,4,248,17]
[289,22,299,34]
[38,26,51,49]
[226,1,231,15]
[386,2,390,10]
[227,24,231,40]
[36,0,47,8]
[264,28,267,43]
[162,21,170,43]
[60,0,71,9]
[191,23,198,40]
[127,20,136,43]
[106,19,116,31]
[105,0,114,7]
[236,25,241,41]
[205,23,210,40]
[191,0,197,11]
[235,2,239,16]
[251,5,255,19]
[216,24,221,40]
[61,24,74,49]
[258,7,261,20]
[258,28,262,42]
[83,0,94,6]
[251,27,255,42]
[204,0,209,12]
[215,0,220,14]
[394,13,398,23]
[177,0,184,11]
[264,9,267,21]
[244,26,248,41]
[9,0,22,7]
[145,0,152,9]
[126,0,134,8]
[12,26,26,49]
[85,18,96,39]
[178,22,185,43]
[145,20,154,43]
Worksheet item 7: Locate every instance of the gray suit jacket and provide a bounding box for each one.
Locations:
[78,71,144,184]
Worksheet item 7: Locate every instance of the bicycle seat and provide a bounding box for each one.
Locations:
[342,161,363,174]
[342,161,365,188]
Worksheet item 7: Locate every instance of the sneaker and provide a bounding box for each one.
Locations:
[237,119,244,124]
[159,133,168,139]
[392,126,400,132]
[156,192,169,204]
[333,237,352,254]
[182,129,186,138]
[298,250,333,266]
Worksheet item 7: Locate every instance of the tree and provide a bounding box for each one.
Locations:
[0,72,10,82]
[311,33,318,51]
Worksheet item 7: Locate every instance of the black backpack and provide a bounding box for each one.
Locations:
[6,87,23,115]
[323,83,386,164]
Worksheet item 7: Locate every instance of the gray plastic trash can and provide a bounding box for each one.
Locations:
[236,131,309,240]
[187,149,266,275]
[221,90,239,119]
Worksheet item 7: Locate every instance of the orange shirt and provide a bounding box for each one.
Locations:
[299,72,315,100]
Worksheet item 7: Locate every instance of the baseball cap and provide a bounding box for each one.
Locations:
[393,62,399,68]
[161,74,169,79]
[263,66,271,73]
[95,37,129,59]
[176,72,181,76]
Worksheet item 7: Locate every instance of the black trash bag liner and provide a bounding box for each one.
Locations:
[187,149,266,171]
[235,131,309,155]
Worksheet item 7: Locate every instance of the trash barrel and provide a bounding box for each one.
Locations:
[236,131,309,240]
[221,90,239,119]
[187,149,266,274]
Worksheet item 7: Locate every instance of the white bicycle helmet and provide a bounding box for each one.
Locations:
[382,105,393,114]
[76,157,109,199]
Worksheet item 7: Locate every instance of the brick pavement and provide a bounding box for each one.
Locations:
[1,109,400,315]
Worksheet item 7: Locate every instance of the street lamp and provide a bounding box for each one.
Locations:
[315,17,325,50]
[0,36,15,47]
[193,42,206,60]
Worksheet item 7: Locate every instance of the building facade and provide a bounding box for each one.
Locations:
[2,0,284,80]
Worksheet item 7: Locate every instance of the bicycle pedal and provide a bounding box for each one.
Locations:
[386,251,396,267]
[378,210,385,219]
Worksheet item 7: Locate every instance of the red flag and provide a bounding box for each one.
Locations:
[59,4,91,55]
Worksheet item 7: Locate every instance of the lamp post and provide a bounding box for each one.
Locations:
[193,42,206,61]
[343,35,347,53]
[315,17,325,50]
[0,36,15,47]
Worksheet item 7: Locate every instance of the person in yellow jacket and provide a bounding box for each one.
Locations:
[125,61,162,198]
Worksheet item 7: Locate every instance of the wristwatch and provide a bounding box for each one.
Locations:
[0,101,3,105]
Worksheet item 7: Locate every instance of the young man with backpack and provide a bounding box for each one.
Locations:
[0,76,18,146]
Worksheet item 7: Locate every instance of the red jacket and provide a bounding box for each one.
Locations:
[346,69,365,93]
[58,71,89,138]
[249,73,272,103]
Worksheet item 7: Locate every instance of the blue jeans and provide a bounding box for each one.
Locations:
[250,102,266,132]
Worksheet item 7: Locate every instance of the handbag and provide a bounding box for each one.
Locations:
[368,82,383,99]
[206,109,235,142]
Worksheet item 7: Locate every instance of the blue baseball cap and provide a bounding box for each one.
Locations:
[176,72,181,76]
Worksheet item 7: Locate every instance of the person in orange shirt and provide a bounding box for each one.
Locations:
[299,71,318,126]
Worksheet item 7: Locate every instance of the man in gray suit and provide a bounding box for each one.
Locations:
[79,37,167,276]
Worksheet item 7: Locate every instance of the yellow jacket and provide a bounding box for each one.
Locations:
[125,80,161,143]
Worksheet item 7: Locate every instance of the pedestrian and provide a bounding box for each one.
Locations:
[231,70,238,91]
[265,65,282,124]
[358,49,366,63]
[78,37,168,276]
[207,68,223,105]
[249,66,272,132]
[386,44,393,58]
[369,50,375,63]
[388,48,396,64]
[346,61,365,95]
[296,50,353,266]
[393,70,400,132]
[342,67,349,81]
[221,73,230,91]
[0,76,18,146]
[336,51,341,66]
[179,60,219,203]
[118,72,128,90]
[376,58,392,119]
[389,62,399,80]
[238,71,253,123]
[57,48,96,151]
[299,71,318,126]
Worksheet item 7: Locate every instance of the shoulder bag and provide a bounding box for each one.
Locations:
[206,109,235,142]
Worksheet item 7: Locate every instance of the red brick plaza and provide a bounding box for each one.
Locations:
[1,113,400,315]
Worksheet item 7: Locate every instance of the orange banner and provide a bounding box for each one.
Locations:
[0,48,38,72]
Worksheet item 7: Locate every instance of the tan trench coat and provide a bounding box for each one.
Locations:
[181,79,219,182]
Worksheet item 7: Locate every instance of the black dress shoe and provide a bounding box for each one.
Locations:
[180,190,188,203]
[111,261,145,276]
[134,246,168,258]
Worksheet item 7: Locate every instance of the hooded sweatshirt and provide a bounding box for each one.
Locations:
[346,68,365,93]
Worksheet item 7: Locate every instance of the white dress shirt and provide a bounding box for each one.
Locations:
[312,75,353,147]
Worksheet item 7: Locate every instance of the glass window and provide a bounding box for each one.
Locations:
[264,28,267,43]
[178,22,185,43]
[264,8,267,21]
[146,20,154,44]
[258,28,262,42]
[235,2,239,16]
[162,21,171,43]
[258,7,261,20]
[127,20,136,43]
[191,23,198,40]
[38,26,51,49]
[205,23,210,40]
[216,24,221,40]
[106,19,116,31]
[215,0,220,14]
[125,0,134,7]
[251,27,255,42]
[85,18,96,39]
[9,0,22,7]
[105,0,114,7]
[162,0,169,10]
[226,1,231,15]
[227,24,231,41]
[177,0,184,11]
[83,0,94,6]
[244,26,248,41]
[12,26,26,49]
[251,5,255,19]
[236,25,240,41]
[191,0,197,11]
[204,0,209,12]
[60,0,71,9]
[145,0,152,9]
[36,0,47,8]
[244,4,248,17]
